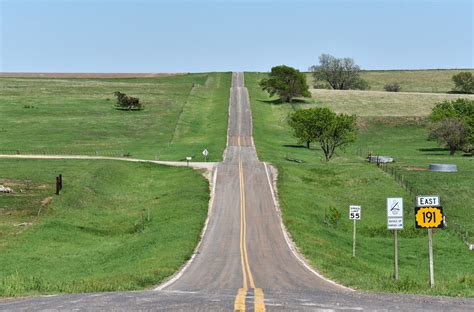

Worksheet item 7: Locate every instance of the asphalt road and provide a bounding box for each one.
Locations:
[1,73,472,311]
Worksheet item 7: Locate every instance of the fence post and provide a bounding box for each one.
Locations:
[55,176,60,195]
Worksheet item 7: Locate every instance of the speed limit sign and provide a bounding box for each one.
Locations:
[349,205,361,257]
[349,205,361,220]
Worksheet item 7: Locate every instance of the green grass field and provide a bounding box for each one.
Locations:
[359,69,474,93]
[352,122,474,237]
[246,71,473,296]
[0,159,209,296]
[0,73,231,297]
[306,89,474,117]
[308,69,474,93]
[305,69,474,117]
[0,73,231,161]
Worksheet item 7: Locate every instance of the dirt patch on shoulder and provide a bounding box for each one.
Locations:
[403,166,428,172]
[41,196,53,207]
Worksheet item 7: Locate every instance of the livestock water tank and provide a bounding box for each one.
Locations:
[428,164,458,172]
[368,155,394,163]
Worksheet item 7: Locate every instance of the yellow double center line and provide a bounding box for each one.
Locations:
[234,137,265,312]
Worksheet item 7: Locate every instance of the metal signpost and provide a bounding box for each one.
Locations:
[415,195,444,288]
[387,198,403,280]
[186,156,192,167]
[349,205,361,257]
[202,149,209,162]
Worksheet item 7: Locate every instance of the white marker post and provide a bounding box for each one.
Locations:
[349,205,361,257]
[202,149,209,162]
[186,156,192,167]
[387,198,403,280]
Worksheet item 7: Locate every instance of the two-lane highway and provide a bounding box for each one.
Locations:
[164,72,346,311]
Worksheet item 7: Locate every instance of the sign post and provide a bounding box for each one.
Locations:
[387,197,403,280]
[202,149,209,162]
[186,156,192,167]
[349,205,361,257]
[428,228,434,287]
[415,195,443,288]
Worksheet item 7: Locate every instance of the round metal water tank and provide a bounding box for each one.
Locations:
[428,164,457,172]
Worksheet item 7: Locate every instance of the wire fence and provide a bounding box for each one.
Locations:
[356,148,471,245]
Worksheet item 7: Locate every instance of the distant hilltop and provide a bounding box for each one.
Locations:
[0,72,185,78]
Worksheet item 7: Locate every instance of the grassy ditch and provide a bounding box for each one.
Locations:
[246,72,473,297]
[0,159,209,296]
[0,73,231,161]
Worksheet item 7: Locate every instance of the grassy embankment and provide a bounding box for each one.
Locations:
[0,73,231,161]
[246,70,474,297]
[0,159,209,296]
[0,73,231,296]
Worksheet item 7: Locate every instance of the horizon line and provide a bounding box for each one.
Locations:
[1,68,473,78]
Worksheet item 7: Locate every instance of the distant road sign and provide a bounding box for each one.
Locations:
[349,205,361,220]
[416,196,440,207]
[202,149,209,157]
[387,198,403,230]
[415,206,444,228]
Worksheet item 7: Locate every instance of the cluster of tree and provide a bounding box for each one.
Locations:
[309,54,369,90]
[452,72,474,94]
[288,107,357,161]
[429,98,474,155]
[113,91,143,110]
[258,54,370,103]
[259,65,310,103]
[258,59,473,160]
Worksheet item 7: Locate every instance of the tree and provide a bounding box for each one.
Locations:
[310,54,369,90]
[113,91,143,110]
[452,72,474,94]
[429,118,469,155]
[429,98,474,153]
[259,65,311,103]
[430,98,474,123]
[288,109,319,148]
[288,107,357,161]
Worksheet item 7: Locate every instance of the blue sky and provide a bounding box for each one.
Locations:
[1,0,472,72]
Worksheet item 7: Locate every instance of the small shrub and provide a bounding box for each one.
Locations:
[352,78,370,90]
[325,206,341,227]
[384,82,401,92]
[393,276,423,291]
[462,142,473,155]
[313,81,331,89]
[113,91,143,110]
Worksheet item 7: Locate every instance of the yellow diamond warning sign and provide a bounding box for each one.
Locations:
[415,207,444,228]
